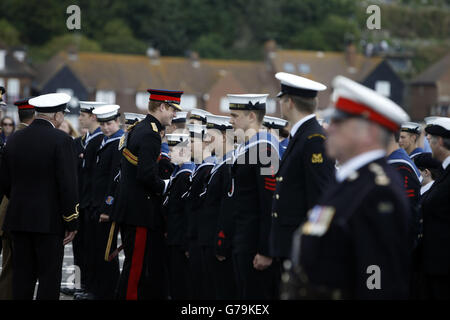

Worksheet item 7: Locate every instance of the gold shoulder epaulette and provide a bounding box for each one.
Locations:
[369,163,390,186]
[126,121,140,133]
[151,122,158,132]
[308,133,326,140]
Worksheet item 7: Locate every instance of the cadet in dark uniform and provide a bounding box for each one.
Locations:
[386,134,422,249]
[198,115,237,300]
[262,115,290,159]
[410,152,443,299]
[85,105,124,299]
[184,123,216,299]
[283,76,412,299]
[399,122,425,159]
[163,133,194,299]
[269,72,335,264]
[71,101,106,299]
[0,93,79,300]
[158,111,188,180]
[421,117,450,299]
[227,93,281,300]
[124,112,145,131]
[189,109,211,125]
[111,89,182,300]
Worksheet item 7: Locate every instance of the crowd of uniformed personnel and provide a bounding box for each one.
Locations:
[0,70,449,300]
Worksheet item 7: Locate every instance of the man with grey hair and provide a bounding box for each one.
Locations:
[283,76,411,299]
[0,93,79,300]
[421,117,450,299]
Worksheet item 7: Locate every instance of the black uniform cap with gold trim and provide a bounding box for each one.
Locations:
[29,93,71,113]
[275,72,326,98]
[92,104,121,122]
[147,89,183,111]
[124,112,145,125]
[425,117,450,138]
[227,94,269,111]
[172,111,188,123]
[187,123,207,137]
[401,122,421,135]
[206,114,232,131]
[167,133,190,146]
[189,109,210,123]
[263,116,288,130]
[79,101,107,113]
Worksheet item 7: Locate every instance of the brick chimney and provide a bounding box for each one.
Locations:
[190,51,200,68]
[345,42,357,68]
[264,39,277,72]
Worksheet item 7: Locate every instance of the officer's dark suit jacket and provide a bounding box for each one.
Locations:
[79,128,104,210]
[111,114,166,229]
[298,157,410,299]
[231,139,278,257]
[185,162,215,242]
[165,165,193,248]
[92,132,123,218]
[0,119,79,234]
[269,116,335,258]
[421,162,450,275]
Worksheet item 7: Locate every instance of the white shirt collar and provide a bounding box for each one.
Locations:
[336,149,386,183]
[290,114,315,137]
[420,180,434,195]
[443,155,450,170]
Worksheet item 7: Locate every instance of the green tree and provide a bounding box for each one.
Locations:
[97,19,146,54]
[29,34,101,64]
[0,19,21,46]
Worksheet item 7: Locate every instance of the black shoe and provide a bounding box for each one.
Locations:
[60,287,76,296]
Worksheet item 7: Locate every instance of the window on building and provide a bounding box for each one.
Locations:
[0,50,6,70]
[266,98,276,114]
[7,78,20,101]
[220,97,229,113]
[180,94,197,111]
[136,92,148,111]
[375,81,391,97]
[57,88,78,109]
[298,64,311,74]
[96,90,116,104]
[283,62,296,73]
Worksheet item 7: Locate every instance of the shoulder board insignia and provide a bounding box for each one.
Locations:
[311,153,323,164]
[369,163,391,186]
[126,121,139,132]
[151,122,158,132]
[118,133,127,151]
[308,133,326,140]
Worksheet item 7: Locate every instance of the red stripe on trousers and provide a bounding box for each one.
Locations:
[126,227,147,300]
